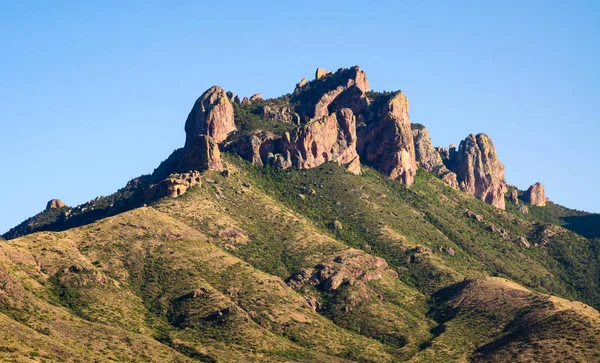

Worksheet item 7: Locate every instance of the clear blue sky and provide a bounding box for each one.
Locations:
[1,1,599,233]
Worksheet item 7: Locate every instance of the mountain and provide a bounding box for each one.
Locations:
[2,66,599,362]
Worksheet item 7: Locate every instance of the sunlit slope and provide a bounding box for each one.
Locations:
[412,277,600,362]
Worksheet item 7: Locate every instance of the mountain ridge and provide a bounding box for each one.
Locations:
[1,65,599,362]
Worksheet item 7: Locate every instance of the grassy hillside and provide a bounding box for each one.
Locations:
[1,155,600,362]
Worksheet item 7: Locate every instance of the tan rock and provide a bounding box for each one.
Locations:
[249,93,263,102]
[292,66,370,121]
[520,205,529,214]
[315,68,332,79]
[524,182,546,206]
[357,91,417,187]
[184,86,236,144]
[145,171,202,199]
[180,135,223,172]
[441,172,459,189]
[228,109,361,174]
[46,199,67,210]
[412,124,448,175]
[452,134,507,209]
[510,189,519,205]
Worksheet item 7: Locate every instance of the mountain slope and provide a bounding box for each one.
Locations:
[2,65,600,362]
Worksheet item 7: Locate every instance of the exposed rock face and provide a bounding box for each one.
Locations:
[145,171,202,199]
[185,86,236,144]
[510,189,520,205]
[46,199,66,210]
[224,131,278,167]
[249,93,263,102]
[451,134,507,209]
[287,249,393,294]
[412,124,447,175]
[315,68,332,80]
[262,105,300,124]
[524,182,546,206]
[292,66,370,121]
[442,172,459,189]
[226,109,361,174]
[411,124,459,188]
[357,91,417,186]
[180,135,223,172]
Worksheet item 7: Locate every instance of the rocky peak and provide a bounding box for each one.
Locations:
[46,199,67,210]
[524,182,546,206]
[452,133,507,209]
[291,66,370,121]
[357,91,417,186]
[185,86,236,145]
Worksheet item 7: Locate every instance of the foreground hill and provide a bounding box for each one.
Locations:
[2,66,600,362]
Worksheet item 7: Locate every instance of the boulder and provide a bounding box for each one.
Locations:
[357,91,417,187]
[452,134,507,209]
[249,93,263,102]
[519,205,529,214]
[46,199,67,210]
[441,172,459,189]
[524,182,546,206]
[184,86,236,144]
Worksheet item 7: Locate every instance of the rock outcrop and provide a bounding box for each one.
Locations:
[524,182,546,206]
[510,188,520,205]
[225,108,361,174]
[357,91,417,186]
[292,66,370,121]
[287,249,394,294]
[315,68,332,80]
[145,171,202,199]
[185,86,236,144]
[449,134,507,209]
[249,93,263,102]
[46,199,67,210]
[411,124,458,188]
[180,134,224,172]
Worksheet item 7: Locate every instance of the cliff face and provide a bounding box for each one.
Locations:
[524,182,547,206]
[225,108,361,174]
[291,66,370,121]
[411,124,458,188]
[451,134,508,209]
[357,91,417,187]
[185,86,236,144]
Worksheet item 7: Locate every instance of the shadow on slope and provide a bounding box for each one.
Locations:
[562,214,600,239]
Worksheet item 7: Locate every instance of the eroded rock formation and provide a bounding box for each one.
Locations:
[524,182,546,206]
[450,134,507,209]
[357,91,417,186]
[46,199,67,210]
[185,86,236,144]
[225,108,361,174]
[145,171,202,199]
[292,66,370,121]
[412,124,458,188]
